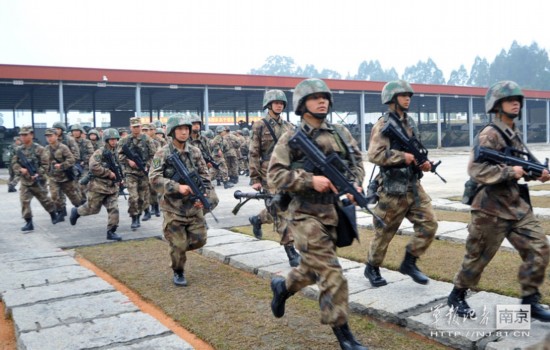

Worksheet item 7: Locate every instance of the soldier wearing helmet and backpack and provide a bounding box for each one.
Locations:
[69,128,123,241]
[268,79,368,350]
[447,81,550,322]
[363,80,438,288]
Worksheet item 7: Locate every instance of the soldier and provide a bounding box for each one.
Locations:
[7,136,22,192]
[234,129,247,176]
[268,78,368,350]
[363,80,437,287]
[45,128,83,219]
[118,128,129,138]
[155,128,167,147]
[447,81,550,322]
[12,126,60,231]
[117,117,157,229]
[190,115,215,168]
[209,126,234,189]
[52,121,81,218]
[88,129,103,151]
[240,127,250,176]
[249,89,300,267]
[70,128,123,241]
[71,124,94,196]
[149,115,218,286]
[144,123,162,217]
[223,126,241,183]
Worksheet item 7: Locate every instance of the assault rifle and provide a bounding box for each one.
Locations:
[232,190,271,215]
[288,129,385,228]
[201,151,220,170]
[103,149,127,199]
[16,149,43,187]
[121,144,147,172]
[381,121,446,183]
[166,150,218,222]
[474,146,549,178]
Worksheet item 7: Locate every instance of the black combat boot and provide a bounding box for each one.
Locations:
[223,181,234,189]
[245,169,249,177]
[216,179,222,186]
[270,277,294,318]
[142,208,151,221]
[56,209,66,222]
[106,226,122,241]
[21,218,34,232]
[152,204,161,217]
[399,251,429,285]
[249,215,262,239]
[284,244,301,267]
[522,292,550,322]
[173,270,188,287]
[137,214,141,227]
[49,211,61,225]
[130,215,139,230]
[62,206,67,217]
[447,287,476,318]
[231,175,239,184]
[364,263,387,287]
[8,184,16,192]
[69,207,80,225]
[332,323,369,350]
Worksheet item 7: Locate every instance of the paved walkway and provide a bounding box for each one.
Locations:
[2,145,550,349]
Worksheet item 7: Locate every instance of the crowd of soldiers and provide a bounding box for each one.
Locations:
[7,77,550,350]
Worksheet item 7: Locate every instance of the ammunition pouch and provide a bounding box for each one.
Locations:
[335,199,359,247]
[380,167,413,196]
[461,179,480,205]
[266,192,292,214]
[66,164,83,181]
[366,178,380,205]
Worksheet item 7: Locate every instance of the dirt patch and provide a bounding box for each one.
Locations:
[0,301,16,350]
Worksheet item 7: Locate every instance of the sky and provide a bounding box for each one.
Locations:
[0,0,548,82]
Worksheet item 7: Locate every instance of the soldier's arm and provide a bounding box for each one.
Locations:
[341,127,365,186]
[148,149,180,196]
[37,147,49,176]
[90,149,110,178]
[367,119,407,167]
[61,146,76,169]
[248,123,262,183]
[117,137,129,165]
[469,130,517,185]
[69,138,81,161]
[83,140,94,164]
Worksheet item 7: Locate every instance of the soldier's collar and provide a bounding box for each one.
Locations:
[300,120,333,137]
[267,114,283,126]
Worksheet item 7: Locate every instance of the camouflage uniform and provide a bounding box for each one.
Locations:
[223,129,241,182]
[55,125,81,211]
[7,139,21,191]
[117,120,157,220]
[45,137,83,210]
[12,133,57,220]
[74,135,94,195]
[88,129,104,151]
[149,124,218,284]
[209,130,231,185]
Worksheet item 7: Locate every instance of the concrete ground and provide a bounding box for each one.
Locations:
[1,144,550,349]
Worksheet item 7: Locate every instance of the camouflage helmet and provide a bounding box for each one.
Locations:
[262,90,287,110]
[152,120,163,128]
[485,80,524,114]
[190,114,202,124]
[117,127,128,134]
[19,125,34,135]
[44,128,56,136]
[52,121,67,131]
[203,129,215,138]
[166,115,192,137]
[103,128,120,142]
[88,129,100,139]
[215,125,225,133]
[70,123,84,132]
[241,127,250,136]
[155,128,165,135]
[292,78,333,115]
[381,80,414,105]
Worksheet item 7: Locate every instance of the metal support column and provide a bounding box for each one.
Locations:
[135,83,142,118]
[204,86,210,130]
[468,97,474,147]
[437,95,442,148]
[31,88,35,128]
[546,100,550,144]
[360,92,366,152]
[92,91,97,128]
[149,92,153,122]
[59,81,65,124]
[522,99,527,144]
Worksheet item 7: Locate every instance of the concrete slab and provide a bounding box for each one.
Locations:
[108,334,194,350]
[529,190,550,197]
[407,291,519,349]
[0,255,78,273]
[228,246,288,274]
[2,276,114,309]
[18,312,172,350]
[204,232,256,247]
[485,321,550,350]
[0,264,96,291]
[346,267,409,295]
[207,228,239,238]
[0,250,66,263]
[201,240,281,263]
[349,278,452,324]
[256,262,293,280]
[401,221,466,237]
[11,291,137,332]
[339,258,363,271]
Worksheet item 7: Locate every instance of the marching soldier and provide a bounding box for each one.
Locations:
[12,126,60,231]
[155,128,167,147]
[70,128,123,241]
[149,115,218,286]
[223,126,241,183]
[249,89,300,267]
[71,124,94,196]
[209,126,234,189]
[7,136,21,192]
[88,129,103,151]
[364,80,437,287]
[447,81,550,322]
[143,123,161,218]
[44,128,83,219]
[117,117,157,230]
[268,78,368,350]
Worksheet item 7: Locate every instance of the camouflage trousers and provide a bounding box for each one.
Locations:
[77,191,119,230]
[79,169,90,197]
[368,187,437,266]
[149,182,158,206]
[238,157,248,175]
[126,174,150,216]
[226,155,239,178]
[257,191,293,245]
[20,182,56,219]
[50,179,83,210]
[162,211,207,272]
[209,158,230,182]
[454,210,549,297]
[285,216,348,327]
[9,167,20,187]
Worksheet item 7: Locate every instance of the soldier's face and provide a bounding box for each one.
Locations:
[108,139,118,148]
[192,122,201,134]
[305,93,329,114]
[46,134,57,145]
[173,125,190,142]
[271,101,285,114]
[71,130,82,138]
[131,125,141,136]
[20,134,32,145]
[501,97,521,115]
[396,93,411,109]
[55,128,63,136]
[89,134,97,141]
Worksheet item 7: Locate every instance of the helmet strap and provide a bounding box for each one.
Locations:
[304,107,328,119]
[497,104,520,120]
[268,106,282,118]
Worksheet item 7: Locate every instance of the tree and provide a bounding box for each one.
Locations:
[402,58,445,84]
[467,56,490,87]
[447,65,469,86]
[249,55,298,76]
[354,60,398,81]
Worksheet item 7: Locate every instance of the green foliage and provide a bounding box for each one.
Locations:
[447,64,469,86]
[353,60,398,81]
[402,58,445,84]
[467,56,490,87]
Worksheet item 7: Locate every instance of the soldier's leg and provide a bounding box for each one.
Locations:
[79,169,89,196]
[31,183,56,214]
[49,180,63,211]
[104,193,120,230]
[405,187,438,256]
[186,214,207,251]
[367,191,409,266]
[453,211,508,289]
[163,212,189,286]
[20,185,33,220]
[138,177,150,220]
[507,211,550,297]
[126,175,140,216]
[77,191,103,217]
[61,180,83,207]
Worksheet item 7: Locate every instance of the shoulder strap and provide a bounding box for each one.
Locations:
[261,118,278,143]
